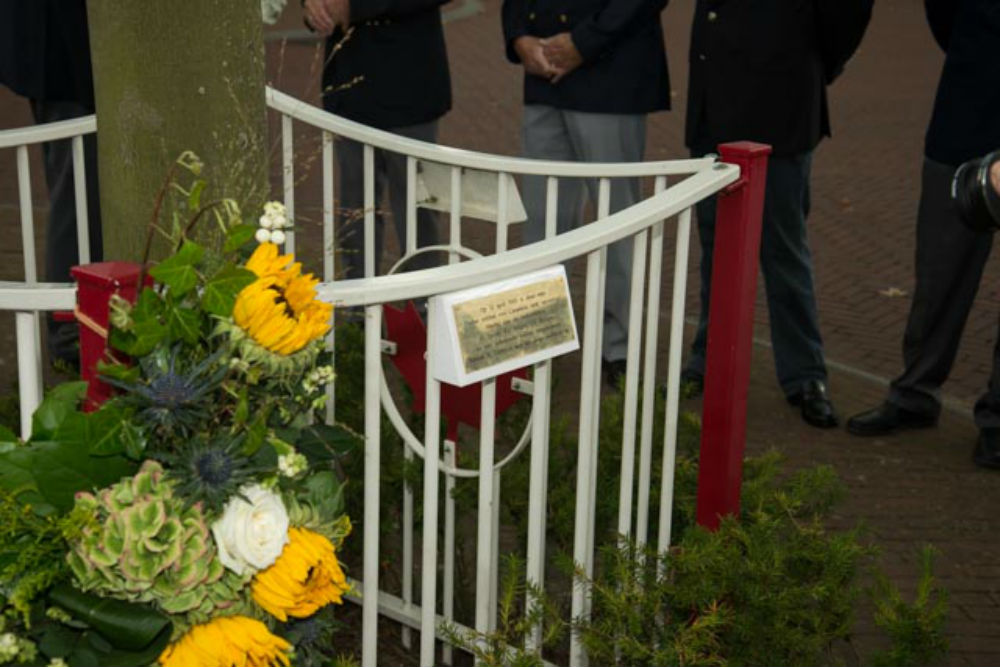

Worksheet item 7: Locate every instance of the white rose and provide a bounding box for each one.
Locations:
[211,484,290,576]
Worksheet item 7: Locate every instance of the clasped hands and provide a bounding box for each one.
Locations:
[304,0,350,35]
[515,33,583,84]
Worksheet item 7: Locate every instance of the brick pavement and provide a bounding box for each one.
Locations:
[1,0,999,662]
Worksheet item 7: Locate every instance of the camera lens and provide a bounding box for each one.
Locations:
[952,150,1000,232]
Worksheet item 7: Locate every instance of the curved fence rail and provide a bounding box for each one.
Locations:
[0,90,749,667]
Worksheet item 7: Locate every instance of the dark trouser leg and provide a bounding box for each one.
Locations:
[890,158,993,418]
[383,121,440,273]
[30,100,102,363]
[759,152,827,395]
[336,123,440,279]
[336,137,386,279]
[687,151,827,396]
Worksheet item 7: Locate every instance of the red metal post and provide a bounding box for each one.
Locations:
[71,262,147,411]
[695,141,771,530]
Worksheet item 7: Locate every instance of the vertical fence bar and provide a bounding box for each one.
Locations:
[544,176,559,239]
[525,359,552,652]
[696,143,771,529]
[496,172,510,252]
[570,249,605,667]
[475,378,497,638]
[489,468,501,632]
[16,146,43,430]
[322,134,336,421]
[442,439,457,666]
[584,178,612,610]
[636,177,668,545]
[322,131,336,425]
[363,145,376,278]
[401,153,418,650]
[616,226,648,539]
[406,156,418,256]
[657,206,693,556]
[420,298,443,667]
[15,312,42,440]
[362,304,383,667]
[281,114,295,255]
[71,136,91,264]
[17,146,38,284]
[450,167,462,264]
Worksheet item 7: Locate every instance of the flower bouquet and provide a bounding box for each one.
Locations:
[0,156,358,667]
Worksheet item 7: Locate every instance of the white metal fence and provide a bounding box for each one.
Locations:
[0,89,739,666]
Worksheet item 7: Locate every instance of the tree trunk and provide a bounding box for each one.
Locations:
[86,1,268,262]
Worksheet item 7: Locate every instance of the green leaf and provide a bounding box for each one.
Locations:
[201,265,256,316]
[120,422,148,460]
[95,361,140,384]
[149,241,204,297]
[0,425,18,444]
[303,469,344,519]
[31,382,87,440]
[49,585,172,652]
[187,179,207,211]
[291,423,361,465]
[109,288,167,357]
[224,223,258,253]
[0,441,136,514]
[165,304,202,345]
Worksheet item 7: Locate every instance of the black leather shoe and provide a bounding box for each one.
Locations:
[788,379,839,428]
[973,428,1000,470]
[846,401,937,436]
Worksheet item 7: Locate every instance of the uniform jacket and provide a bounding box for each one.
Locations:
[685,0,872,157]
[501,0,670,114]
[0,0,94,109]
[322,0,451,129]
[924,0,1000,167]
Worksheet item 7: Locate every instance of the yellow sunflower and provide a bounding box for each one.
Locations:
[252,527,348,622]
[233,243,332,356]
[158,615,291,667]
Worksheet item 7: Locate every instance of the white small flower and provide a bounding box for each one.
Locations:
[259,214,274,230]
[270,230,286,245]
[48,658,69,667]
[255,228,271,244]
[211,484,289,576]
[278,451,308,478]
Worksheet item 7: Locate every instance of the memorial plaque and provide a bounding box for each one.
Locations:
[430,266,579,386]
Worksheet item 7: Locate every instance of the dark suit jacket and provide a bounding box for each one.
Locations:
[501,0,670,114]
[0,0,94,109]
[322,0,451,129]
[685,0,871,157]
[924,0,1000,167]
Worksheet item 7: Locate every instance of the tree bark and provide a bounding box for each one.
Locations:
[86,1,268,261]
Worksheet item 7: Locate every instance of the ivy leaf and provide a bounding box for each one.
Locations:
[302,470,345,520]
[31,382,87,441]
[165,304,202,345]
[288,423,361,465]
[224,223,258,253]
[201,265,256,316]
[109,288,168,357]
[0,440,136,514]
[149,241,204,297]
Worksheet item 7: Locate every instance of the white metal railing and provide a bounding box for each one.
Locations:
[0,90,739,667]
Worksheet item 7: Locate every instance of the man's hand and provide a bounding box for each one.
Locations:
[990,160,1000,197]
[540,32,583,83]
[304,0,336,35]
[514,36,556,80]
[328,0,350,30]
